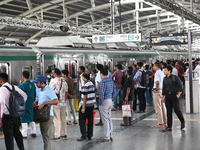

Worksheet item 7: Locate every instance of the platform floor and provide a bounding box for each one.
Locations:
[1,99,200,150]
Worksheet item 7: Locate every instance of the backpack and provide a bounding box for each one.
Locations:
[140,70,149,87]
[4,85,25,118]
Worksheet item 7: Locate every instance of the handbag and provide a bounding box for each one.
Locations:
[33,105,50,122]
[122,102,132,117]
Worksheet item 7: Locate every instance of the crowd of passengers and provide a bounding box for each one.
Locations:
[0,58,200,150]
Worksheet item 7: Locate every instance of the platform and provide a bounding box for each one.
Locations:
[0,99,200,150]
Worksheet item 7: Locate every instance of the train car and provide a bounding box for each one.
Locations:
[0,45,190,86]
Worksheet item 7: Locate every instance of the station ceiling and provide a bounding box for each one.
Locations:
[0,0,200,45]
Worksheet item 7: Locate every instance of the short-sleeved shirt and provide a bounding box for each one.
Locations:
[123,77,135,101]
[81,80,96,107]
[133,69,145,88]
[172,68,178,76]
[63,76,74,99]
[153,69,165,89]
[38,85,57,116]
[49,77,68,106]
[95,71,101,89]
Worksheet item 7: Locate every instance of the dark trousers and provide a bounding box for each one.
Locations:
[137,88,146,112]
[165,93,185,128]
[79,106,94,138]
[133,89,137,111]
[2,115,24,150]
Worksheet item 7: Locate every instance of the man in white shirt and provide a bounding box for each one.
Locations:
[171,63,178,76]
[0,73,27,150]
[195,61,200,70]
[152,62,167,128]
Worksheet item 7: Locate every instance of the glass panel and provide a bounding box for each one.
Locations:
[47,64,55,70]
[72,62,76,78]
[0,63,8,74]
[22,66,32,79]
[65,63,69,70]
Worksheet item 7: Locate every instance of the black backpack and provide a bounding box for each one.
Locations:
[4,85,25,118]
[140,70,149,87]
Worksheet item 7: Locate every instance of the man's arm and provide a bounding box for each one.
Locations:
[81,95,87,113]
[38,98,59,109]
[125,87,131,101]
[154,81,159,92]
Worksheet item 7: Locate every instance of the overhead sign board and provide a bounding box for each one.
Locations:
[92,33,142,43]
[150,33,188,46]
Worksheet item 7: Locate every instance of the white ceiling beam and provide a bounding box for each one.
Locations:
[90,0,96,22]
[0,0,13,6]
[26,0,41,22]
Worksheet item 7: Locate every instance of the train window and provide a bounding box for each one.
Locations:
[65,63,69,70]
[72,62,76,78]
[47,64,55,70]
[0,63,8,74]
[22,66,33,79]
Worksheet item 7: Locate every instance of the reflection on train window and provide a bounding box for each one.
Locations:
[48,64,55,70]
[0,63,8,74]
[22,66,32,79]
[72,62,76,78]
[85,62,95,73]
[65,63,69,70]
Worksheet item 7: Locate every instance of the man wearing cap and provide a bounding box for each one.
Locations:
[32,76,59,150]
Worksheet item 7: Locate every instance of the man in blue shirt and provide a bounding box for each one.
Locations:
[32,76,58,150]
[99,68,115,143]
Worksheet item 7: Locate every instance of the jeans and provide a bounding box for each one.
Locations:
[113,87,123,108]
[66,99,77,122]
[145,86,153,105]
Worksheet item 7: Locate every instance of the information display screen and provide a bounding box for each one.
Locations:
[150,33,188,45]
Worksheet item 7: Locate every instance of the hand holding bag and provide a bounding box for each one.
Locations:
[33,105,50,122]
[122,101,132,117]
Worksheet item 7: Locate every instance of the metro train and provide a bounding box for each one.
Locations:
[0,45,191,86]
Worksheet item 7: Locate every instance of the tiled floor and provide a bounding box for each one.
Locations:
[1,99,200,150]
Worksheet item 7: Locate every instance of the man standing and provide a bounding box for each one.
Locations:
[78,66,85,99]
[33,76,58,150]
[95,64,104,126]
[111,64,123,110]
[61,69,77,125]
[77,72,96,141]
[0,73,27,150]
[50,68,68,140]
[18,71,37,138]
[133,62,146,113]
[121,69,135,126]
[99,68,115,143]
[171,63,178,76]
[162,66,185,132]
[152,62,167,128]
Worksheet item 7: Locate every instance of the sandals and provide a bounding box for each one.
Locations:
[120,123,129,126]
[67,121,72,125]
[73,121,78,124]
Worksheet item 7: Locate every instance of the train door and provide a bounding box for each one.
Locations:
[64,60,77,78]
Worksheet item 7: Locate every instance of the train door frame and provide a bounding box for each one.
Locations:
[22,66,33,80]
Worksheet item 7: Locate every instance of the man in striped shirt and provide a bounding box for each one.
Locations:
[77,72,96,141]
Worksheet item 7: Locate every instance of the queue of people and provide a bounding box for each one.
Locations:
[0,58,195,150]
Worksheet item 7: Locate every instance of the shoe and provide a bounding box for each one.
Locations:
[111,108,117,111]
[135,111,143,113]
[181,122,185,129]
[100,139,110,143]
[153,124,164,128]
[61,135,67,140]
[77,137,87,141]
[95,122,103,126]
[67,121,72,125]
[120,123,129,126]
[73,121,78,124]
[51,137,61,141]
[110,137,113,142]
[88,137,92,140]
[118,108,122,110]
[22,136,27,139]
[162,128,172,132]
[29,133,36,137]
